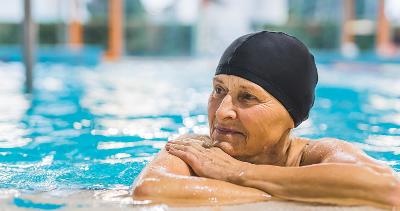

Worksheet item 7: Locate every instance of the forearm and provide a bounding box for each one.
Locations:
[235,163,400,207]
[133,171,270,205]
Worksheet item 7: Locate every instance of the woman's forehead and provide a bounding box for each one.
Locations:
[213,75,265,93]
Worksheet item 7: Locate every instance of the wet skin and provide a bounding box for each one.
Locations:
[132,75,400,208]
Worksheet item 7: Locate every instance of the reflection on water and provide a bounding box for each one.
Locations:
[0,63,31,149]
[0,60,399,208]
[97,140,165,150]
[0,59,216,194]
[81,60,213,117]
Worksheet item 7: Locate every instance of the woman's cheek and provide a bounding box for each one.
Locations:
[208,98,218,125]
[236,111,258,153]
[240,107,274,150]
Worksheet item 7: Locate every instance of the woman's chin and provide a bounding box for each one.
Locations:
[213,141,238,156]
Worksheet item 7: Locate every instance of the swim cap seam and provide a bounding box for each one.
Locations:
[227,32,262,72]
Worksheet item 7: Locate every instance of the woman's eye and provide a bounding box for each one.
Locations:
[214,86,223,94]
[241,93,257,101]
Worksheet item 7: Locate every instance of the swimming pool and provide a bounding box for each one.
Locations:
[0,59,399,209]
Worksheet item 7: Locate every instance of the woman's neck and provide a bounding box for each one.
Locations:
[236,130,293,166]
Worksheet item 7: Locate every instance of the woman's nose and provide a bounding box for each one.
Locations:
[215,94,237,120]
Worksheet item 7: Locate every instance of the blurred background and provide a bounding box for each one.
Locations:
[0,1,400,208]
[1,0,400,62]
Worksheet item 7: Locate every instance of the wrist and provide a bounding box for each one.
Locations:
[228,163,286,196]
[228,162,253,185]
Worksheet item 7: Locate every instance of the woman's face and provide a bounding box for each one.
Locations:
[208,74,293,159]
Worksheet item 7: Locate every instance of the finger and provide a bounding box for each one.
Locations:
[167,146,188,159]
[210,147,236,161]
[167,143,188,151]
[170,143,207,157]
[166,146,198,167]
[210,147,225,153]
[169,138,203,145]
[168,140,205,152]
[168,140,188,145]
[211,146,233,157]
[167,140,190,146]
[165,142,176,150]
[202,141,213,148]
[168,138,208,153]
[188,142,206,152]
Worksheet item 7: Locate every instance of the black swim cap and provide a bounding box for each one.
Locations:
[215,31,318,127]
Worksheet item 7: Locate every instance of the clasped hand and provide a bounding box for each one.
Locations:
[165,138,248,183]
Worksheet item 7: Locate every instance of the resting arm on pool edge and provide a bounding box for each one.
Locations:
[131,148,270,205]
[236,138,400,207]
[165,137,400,208]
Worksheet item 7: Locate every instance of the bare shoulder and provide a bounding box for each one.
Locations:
[137,134,211,178]
[132,134,211,196]
[301,138,382,166]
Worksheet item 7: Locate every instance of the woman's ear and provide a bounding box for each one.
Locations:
[283,108,295,129]
[288,118,295,129]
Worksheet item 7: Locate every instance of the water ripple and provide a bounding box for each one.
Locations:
[97,140,165,150]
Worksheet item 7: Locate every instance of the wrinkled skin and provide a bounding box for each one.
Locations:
[206,75,294,163]
[166,74,299,181]
[134,75,400,208]
[166,139,246,182]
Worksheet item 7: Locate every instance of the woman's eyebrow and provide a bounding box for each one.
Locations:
[239,85,258,93]
[239,85,267,99]
[213,78,224,84]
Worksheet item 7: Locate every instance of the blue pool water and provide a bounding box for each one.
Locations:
[0,60,399,205]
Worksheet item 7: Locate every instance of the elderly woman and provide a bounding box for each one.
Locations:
[132,31,400,208]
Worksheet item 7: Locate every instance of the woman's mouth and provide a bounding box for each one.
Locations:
[214,126,244,136]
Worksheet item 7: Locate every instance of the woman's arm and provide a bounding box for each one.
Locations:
[132,146,270,205]
[237,161,399,207]
[166,138,400,208]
